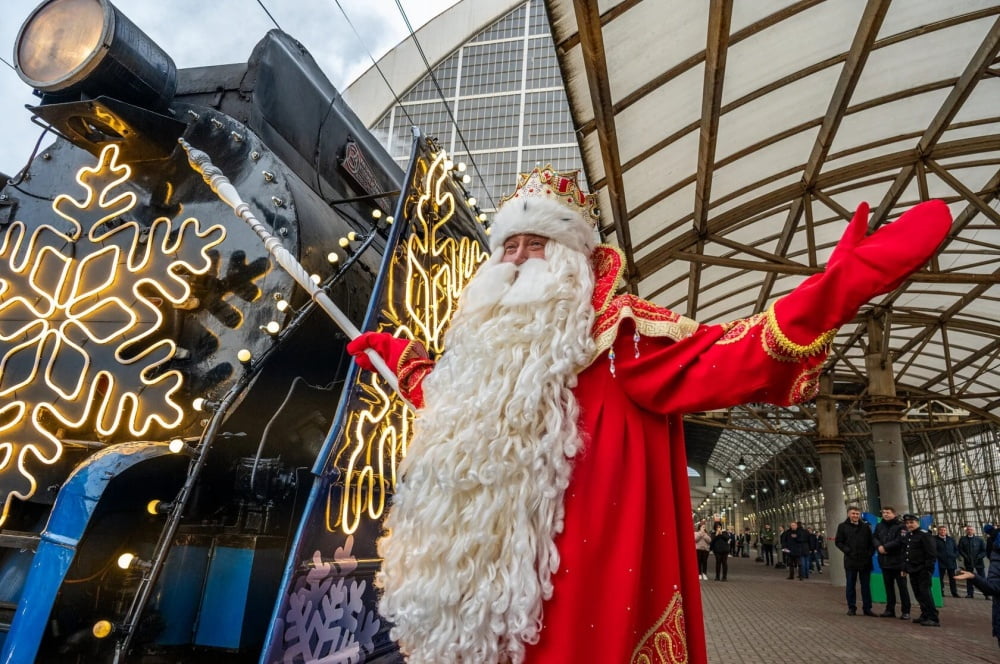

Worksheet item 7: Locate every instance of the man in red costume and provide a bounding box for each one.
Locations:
[348,166,951,663]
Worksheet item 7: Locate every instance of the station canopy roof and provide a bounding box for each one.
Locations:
[545,0,1000,482]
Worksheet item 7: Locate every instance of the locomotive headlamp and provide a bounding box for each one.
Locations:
[15,0,177,110]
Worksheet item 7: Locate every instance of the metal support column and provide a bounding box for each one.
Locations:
[864,315,910,512]
[816,374,846,587]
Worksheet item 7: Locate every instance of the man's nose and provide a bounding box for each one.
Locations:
[511,245,529,265]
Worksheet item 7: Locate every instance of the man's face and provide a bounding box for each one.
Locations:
[848,510,861,523]
[937,526,948,537]
[882,508,896,520]
[967,526,976,537]
[905,519,919,531]
[501,233,548,265]
[765,525,771,530]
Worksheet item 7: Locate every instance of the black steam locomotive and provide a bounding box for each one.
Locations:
[0,1,486,661]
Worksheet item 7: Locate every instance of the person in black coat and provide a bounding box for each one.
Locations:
[934,525,960,598]
[873,506,912,619]
[957,533,1000,648]
[781,521,811,580]
[902,513,940,626]
[834,506,876,616]
[710,525,731,581]
[958,525,988,598]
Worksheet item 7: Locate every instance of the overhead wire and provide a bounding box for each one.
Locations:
[255,0,283,31]
[333,0,416,129]
[0,55,15,72]
[391,0,497,210]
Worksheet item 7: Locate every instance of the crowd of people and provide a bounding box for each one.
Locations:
[695,509,997,636]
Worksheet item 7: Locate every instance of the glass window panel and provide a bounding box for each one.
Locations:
[526,37,561,89]
[472,4,527,42]
[460,42,524,96]
[523,90,575,145]
[456,95,520,151]
[528,0,550,36]
[405,51,460,102]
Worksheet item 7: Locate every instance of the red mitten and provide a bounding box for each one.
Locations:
[347,332,417,374]
[772,200,952,349]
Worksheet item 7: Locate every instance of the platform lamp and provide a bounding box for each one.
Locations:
[14,0,184,160]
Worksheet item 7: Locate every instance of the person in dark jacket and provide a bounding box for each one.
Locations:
[958,525,988,598]
[902,513,940,626]
[873,506,912,619]
[957,533,1000,648]
[781,521,810,580]
[934,525,960,598]
[835,506,876,616]
[759,524,776,566]
[710,525,731,581]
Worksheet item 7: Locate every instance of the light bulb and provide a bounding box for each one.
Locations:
[385,215,394,224]
[192,398,205,412]
[265,321,281,335]
[168,438,185,453]
[327,252,339,263]
[146,499,161,515]
[338,237,350,248]
[478,213,487,222]
[371,209,382,219]
[444,159,454,171]
[237,349,252,363]
[462,174,471,184]
[92,621,114,639]
[276,299,289,312]
[467,197,477,207]
[347,231,358,241]
[117,553,136,570]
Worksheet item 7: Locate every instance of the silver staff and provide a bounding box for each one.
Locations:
[179,138,408,405]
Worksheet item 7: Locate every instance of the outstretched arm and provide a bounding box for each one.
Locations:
[613,200,952,414]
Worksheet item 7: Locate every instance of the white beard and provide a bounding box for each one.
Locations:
[376,241,597,663]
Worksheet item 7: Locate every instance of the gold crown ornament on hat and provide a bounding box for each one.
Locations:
[498,165,600,227]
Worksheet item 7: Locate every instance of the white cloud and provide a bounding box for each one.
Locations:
[0,0,457,175]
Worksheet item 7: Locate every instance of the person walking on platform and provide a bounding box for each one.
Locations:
[873,506,912,619]
[958,525,987,598]
[935,525,961,598]
[902,513,940,626]
[695,521,712,581]
[760,524,776,566]
[711,524,731,581]
[835,506,876,616]
[956,530,1000,648]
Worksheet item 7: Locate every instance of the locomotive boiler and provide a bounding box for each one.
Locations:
[0,1,486,661]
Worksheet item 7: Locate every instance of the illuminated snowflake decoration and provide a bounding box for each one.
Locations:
[0,144,225,524]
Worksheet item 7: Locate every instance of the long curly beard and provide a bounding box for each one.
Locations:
[376,241,596,663]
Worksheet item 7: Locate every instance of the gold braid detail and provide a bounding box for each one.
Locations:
[630,591,688,664]
[764,302,836,361]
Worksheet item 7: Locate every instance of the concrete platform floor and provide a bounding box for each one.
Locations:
[701,556,997,663]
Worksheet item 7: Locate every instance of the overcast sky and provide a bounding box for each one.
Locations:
[0,0,458,175]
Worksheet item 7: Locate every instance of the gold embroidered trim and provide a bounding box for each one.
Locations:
[592,294,700,358]
[395,340,428,374]
[717,313,764,346]
[789,365,823,404]
[630,591,688,664]
[764,302,836,362]
[590,244,626,316]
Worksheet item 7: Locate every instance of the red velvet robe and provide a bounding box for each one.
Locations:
[397,246,830,663]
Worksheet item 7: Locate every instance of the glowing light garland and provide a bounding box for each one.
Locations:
[0,144,225,524]
[329,150,486,534]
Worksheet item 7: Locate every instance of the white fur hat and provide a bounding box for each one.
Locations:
[488,165,599,255]
[488,196,598,256]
